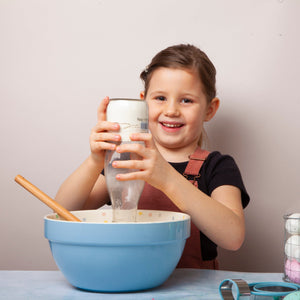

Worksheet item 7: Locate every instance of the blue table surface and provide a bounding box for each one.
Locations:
[0,269,283,300]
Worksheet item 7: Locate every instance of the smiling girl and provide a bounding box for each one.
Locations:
[55,44,249,269]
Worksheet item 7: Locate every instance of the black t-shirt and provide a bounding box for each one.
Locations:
[170,151,250,260]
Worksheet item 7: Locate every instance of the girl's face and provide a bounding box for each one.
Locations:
[145,67,218,159]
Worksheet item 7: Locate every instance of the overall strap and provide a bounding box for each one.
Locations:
[184,147,210,187]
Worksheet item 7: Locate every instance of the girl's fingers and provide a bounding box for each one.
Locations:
[97,97,110,122]
[91,141,117,152]
[93,121,120,133]
[107,132,157,182]
[91,131,121,143]
[130,133,154,148]
[115,143,147,158]
[89,117,121,155]
[112,159,144,170]
[115,133,153,156]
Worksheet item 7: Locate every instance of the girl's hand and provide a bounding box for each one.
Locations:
[112,133,173,191]
[89,97,121,165]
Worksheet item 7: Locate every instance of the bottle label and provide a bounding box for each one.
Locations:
[107,99,148,142]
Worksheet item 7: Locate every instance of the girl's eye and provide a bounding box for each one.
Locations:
[155,96,166,101]
[181,98,193,104]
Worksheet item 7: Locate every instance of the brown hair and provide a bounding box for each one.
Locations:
[140,44,217,103]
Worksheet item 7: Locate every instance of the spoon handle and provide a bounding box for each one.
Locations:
[15,175,81,222]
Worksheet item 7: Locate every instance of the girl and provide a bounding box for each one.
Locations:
[55,44,249,269]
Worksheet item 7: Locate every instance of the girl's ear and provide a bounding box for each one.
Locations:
[205,98,220,122]
[140,91,145,99]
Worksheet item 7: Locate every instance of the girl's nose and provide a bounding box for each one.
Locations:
[164,100,180,117]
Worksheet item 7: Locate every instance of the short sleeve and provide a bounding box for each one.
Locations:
[201,151,250,209]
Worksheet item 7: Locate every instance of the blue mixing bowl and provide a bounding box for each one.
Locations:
[44,209,190,292]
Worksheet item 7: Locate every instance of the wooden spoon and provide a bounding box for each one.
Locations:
[15,175,81,222]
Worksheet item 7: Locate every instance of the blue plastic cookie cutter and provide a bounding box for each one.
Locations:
[219,279,300,299]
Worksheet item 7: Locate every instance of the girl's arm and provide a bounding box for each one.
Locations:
[112,133,245,251]
[162,170,245,251]
[54,155,108,210]
[55,97,121,210]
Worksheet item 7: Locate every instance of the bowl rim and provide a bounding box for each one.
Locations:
[44,209,191,225]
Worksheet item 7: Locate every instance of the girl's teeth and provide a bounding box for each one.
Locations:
[163,123,181,128]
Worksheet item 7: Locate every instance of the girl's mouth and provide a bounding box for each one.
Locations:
[160,122,184,131]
